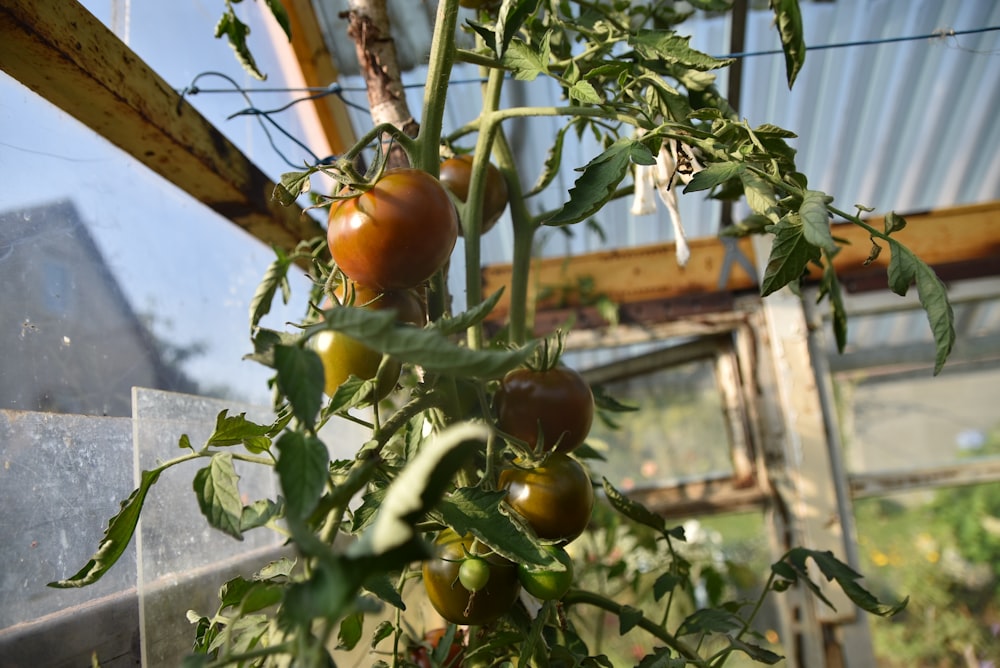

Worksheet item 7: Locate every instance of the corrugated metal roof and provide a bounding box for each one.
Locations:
[322,0,1000,270]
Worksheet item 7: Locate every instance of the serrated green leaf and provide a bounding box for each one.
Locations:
[264,0,291,40]
[240,498,281,531]
[544,139,636,227]
[274,345,324,430]
[349,423,488,558]
[618,605,645,634]
[495,0,542,56]
[819,260,848,353]
[214,7,266,80]
[652,572,681,601]
[760,216,820,297]
[728,637,783,664]
[250,251,292,331]
[629,30,734,71]
[363,573,406,610]
[886,239,955,374]
[677,608,742,636]
[245,327,299,368]
[206,410,273,453]
[740,171,780,222]
[770,0,806,88]
[306,307,534,379]
[337,612,364,651]
[786,548,908,616]
[683,161,744,193]
[371,620,395,649]
[275,431,329,520]
[502,39,548,81]
[525,124,569,197]
[569,80,602,104]
[602,478,665,533]
[255,557,295,581]
[432,289,505,338]
[437,487,550,566]
[218,575,281,613]
[48,468,162,587]
[799,190,837,252]
[193,453,244,540]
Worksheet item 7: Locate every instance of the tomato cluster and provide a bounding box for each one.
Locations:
[422,530,521,626]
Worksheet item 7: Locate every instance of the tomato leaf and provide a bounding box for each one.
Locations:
[602,478,666,534]
[525,124,569,197]
[205,409,273,454]
[433,288,505,338]
[727,638,783,665]
[193,452,245,540]
[275,431,329,520]
[249,250,292,331]
[336,612,364,651]
[628,30,734,71]
[274,344,324,430]
[263,0,291,41]
[618,605,645,635]
[770,0,806,88]
[676,608,743,636]
[683,161,744,193]
[495,0,542,56]
[817,256,848,353]
[886,239,955,374]
[544,138,637,227]
[240,498,281,532]
[436,487,550,566]
[214,6,266,81]
[781,548,909,617]
[306,307,534,379]
[48,468,163,588]
[568,80,602,104]
[362,573,406,610]
[760,216,820,297]
[502,38,550,81]
[799,190,837,252]
[349,423,488,558]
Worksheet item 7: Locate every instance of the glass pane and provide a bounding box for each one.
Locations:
[835,362,1000,474]
[588,357,733,491]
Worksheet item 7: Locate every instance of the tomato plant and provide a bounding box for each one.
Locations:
[53,1,949,667]
[499,452,595,543]
[327,168,459,290]
[494,364,595,453]
[422,529,521,626]
[439,154,508,235]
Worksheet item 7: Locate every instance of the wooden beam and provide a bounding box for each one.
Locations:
[282,0,358,156]
[0,0,323,251]
[481,200,1000,325]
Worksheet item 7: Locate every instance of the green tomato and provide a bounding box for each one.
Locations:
[458,557,491,592]
[518,545,575,601]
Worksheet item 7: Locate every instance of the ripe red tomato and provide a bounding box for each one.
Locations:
[493,365,595,453]
[313,282,424,398]
[422,529,520,626]
[327,169,459,290]
[406,627,464,668]
[439,154,509,235]
[519,545,575,601]
[498,453,594,543]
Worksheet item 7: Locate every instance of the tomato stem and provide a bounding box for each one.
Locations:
[414,0,460,173]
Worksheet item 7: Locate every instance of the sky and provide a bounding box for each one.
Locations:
[0,0,327,406]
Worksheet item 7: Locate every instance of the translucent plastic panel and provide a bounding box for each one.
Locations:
[0,410,136,630]
[588,358,732,490]
[131,388,285,666]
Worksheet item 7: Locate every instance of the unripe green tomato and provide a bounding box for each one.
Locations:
[519,545,575,600]
[458,557,491,592]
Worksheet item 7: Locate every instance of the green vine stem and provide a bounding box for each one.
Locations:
[561,589,709,666]
[414,0,460,173]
